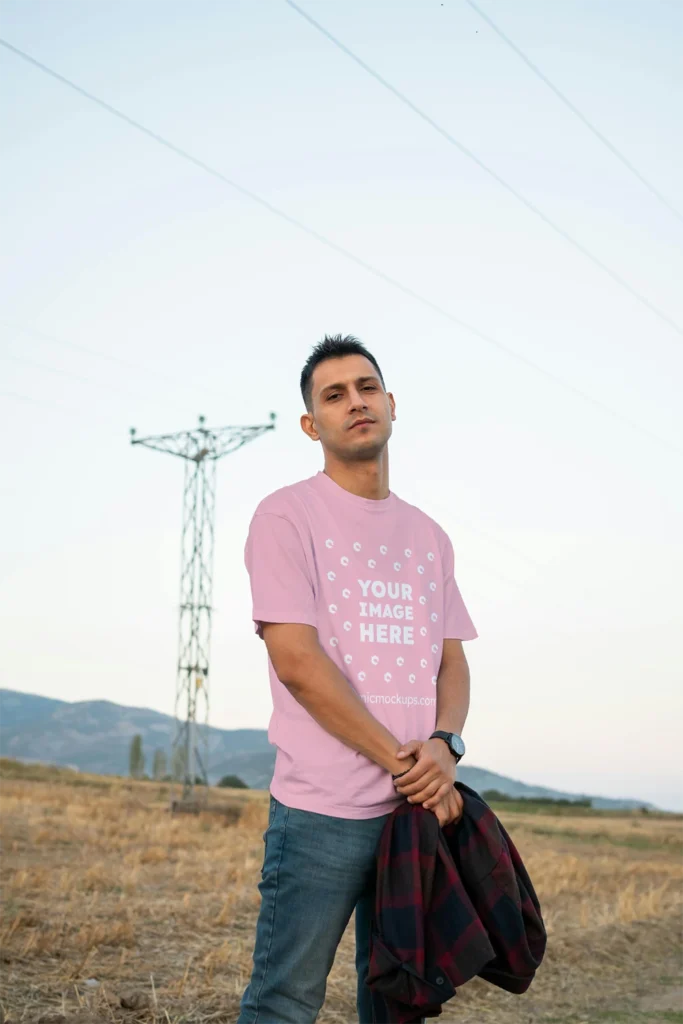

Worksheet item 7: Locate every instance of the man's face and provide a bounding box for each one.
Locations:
[301,354,396,461]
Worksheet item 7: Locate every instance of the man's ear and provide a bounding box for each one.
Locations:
[387,392,397,422]
[300,411,320,442]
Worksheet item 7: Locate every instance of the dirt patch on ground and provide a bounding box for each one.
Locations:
[635,978,683,1018]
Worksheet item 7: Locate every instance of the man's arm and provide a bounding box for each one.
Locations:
[435,638,471,735]
[262,622,416,778]
[394,639,471,807]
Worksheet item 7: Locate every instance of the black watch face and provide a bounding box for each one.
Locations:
[450,734,465,758]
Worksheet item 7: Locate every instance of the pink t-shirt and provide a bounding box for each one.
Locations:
[244,471,477,819]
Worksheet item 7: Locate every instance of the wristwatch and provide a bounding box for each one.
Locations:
[430,730,466,764]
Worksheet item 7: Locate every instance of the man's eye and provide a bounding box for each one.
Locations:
[327,394,340,401]
[363,385,377,391]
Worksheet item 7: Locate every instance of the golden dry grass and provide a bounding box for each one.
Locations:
[0,761,681,1024]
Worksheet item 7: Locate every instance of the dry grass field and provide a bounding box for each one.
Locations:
[1,759,681,1024]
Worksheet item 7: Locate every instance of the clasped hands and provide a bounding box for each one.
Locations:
[393,738,464,827]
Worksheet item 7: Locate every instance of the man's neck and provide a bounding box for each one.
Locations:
[323,453,390,501]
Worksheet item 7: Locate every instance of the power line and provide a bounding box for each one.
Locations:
[425,496,546,581]
[1,351,187,412]
[0,320,236,403]
[0,390,76,415]
[284,1,682,338]
[1,37,680,458]
[3,352,95,387]
[464,0,683,225]
[450,514,542,570]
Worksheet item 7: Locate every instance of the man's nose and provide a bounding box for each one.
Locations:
[348,388,368,410]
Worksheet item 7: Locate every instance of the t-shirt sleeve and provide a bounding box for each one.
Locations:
[244,512,317,637]
[441,533,478,641]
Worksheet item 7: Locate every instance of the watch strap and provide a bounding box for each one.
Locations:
[430,730,464,763]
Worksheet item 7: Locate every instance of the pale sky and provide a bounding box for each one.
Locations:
[1,1,682,810]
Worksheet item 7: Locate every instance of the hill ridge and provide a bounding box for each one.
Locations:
[0,688,654,809]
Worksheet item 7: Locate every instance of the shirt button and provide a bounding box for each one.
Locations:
[436,976,444,985]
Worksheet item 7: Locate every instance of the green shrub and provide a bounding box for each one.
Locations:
[217,774,248,789]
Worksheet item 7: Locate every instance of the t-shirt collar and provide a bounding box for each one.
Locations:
[312,470,396,514]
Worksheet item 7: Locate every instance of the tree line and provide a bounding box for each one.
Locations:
[128,734,247,788]
[128,734,184,781]
[482,788,592,808]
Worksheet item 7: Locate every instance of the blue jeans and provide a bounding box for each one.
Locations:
[238,795,390,1023]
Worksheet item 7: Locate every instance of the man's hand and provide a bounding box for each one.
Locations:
[393,738,457,809]
[430,786,464,827]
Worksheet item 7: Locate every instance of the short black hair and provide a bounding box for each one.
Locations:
[300,334,385,411]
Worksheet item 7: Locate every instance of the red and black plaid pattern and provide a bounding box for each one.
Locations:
[367,782,547,1023]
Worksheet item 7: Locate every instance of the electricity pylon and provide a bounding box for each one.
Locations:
[130,413,276,804]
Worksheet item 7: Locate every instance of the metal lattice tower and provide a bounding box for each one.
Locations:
[130,413,276,804]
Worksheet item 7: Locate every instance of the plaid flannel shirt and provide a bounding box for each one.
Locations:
[366,782,547,1023]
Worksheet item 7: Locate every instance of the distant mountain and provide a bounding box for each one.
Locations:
[0,688,271,778]
[0,689,654,809]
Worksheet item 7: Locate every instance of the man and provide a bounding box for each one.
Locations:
[238,335,477,1024]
